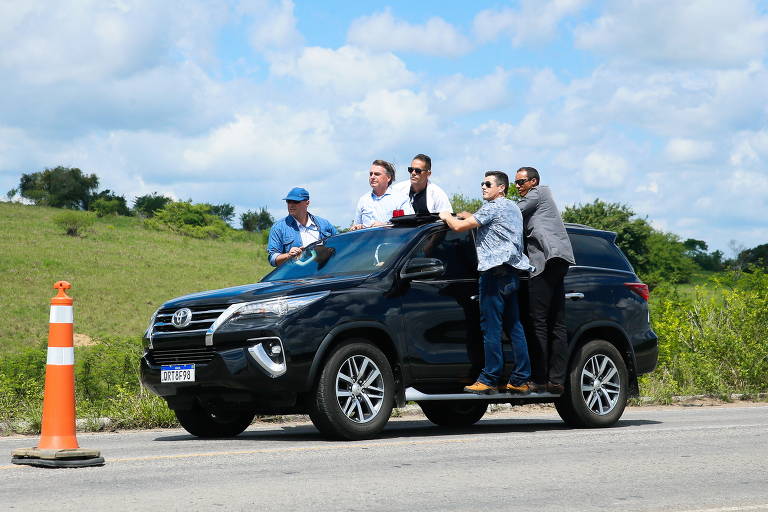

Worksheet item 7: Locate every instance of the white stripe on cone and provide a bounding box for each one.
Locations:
[49,305,74,324]
[47,347,75,366]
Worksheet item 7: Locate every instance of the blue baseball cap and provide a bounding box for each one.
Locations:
[283,187,310,201]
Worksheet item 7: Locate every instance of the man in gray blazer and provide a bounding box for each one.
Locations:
[515,167,575,395]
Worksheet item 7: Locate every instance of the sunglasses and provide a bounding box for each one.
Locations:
[481,181,496,188]
[408,167,427,174]
[514,178,532,186]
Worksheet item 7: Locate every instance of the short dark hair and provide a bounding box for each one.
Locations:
[517,166,540,185]
[485,170,509,195]
[412,153,431,171]
[372,159,396,185]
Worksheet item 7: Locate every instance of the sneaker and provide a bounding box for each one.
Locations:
[464,381,497,394]
[501,382,530,394]
[546,382,565,394]
[527,381,545,393]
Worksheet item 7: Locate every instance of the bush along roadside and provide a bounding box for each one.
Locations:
[640,269,768,402]
[0,337,177,435]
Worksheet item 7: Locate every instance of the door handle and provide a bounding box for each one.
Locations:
[565,292,584,300]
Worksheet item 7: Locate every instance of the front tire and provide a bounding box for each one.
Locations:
[308,340,395,440]
[175,405,255,438]
[555,339,628,427]
[419,401,488,427]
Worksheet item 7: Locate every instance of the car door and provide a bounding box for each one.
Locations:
[399,228,483,383]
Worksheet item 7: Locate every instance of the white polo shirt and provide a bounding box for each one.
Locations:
[297,216,321,246]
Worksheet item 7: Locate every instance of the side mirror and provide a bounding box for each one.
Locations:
[400,257,445,280]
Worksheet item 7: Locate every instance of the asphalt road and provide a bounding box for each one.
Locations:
[2,404,767,512]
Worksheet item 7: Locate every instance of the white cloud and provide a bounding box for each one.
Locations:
[730,129,768,167]
[340,89,436,148]
[432,68,512,114]
[575,0,768,67]
[347,9,471,57]
[273,46,415,98]
[474,0,589,46]
[664,138,715,163]
[245,0,303,52]
[581,151,629,189]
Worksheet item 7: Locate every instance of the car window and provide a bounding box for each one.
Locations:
[263,228,415,281]
[410,229,478,280]
[569,233,633,271]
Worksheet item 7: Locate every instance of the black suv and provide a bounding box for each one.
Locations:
[140,215,657,440]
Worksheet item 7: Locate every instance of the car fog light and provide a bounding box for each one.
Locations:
[247,337,286,378]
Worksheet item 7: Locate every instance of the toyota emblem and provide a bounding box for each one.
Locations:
[171,308,193,329]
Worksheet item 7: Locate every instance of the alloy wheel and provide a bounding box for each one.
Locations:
[580,354,621,415]
[335,355,385,424]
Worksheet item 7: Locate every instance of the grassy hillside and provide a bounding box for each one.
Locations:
[0,202,273,352]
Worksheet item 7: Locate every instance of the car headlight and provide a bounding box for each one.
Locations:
[145,308,160,348]
[205,291,329,346]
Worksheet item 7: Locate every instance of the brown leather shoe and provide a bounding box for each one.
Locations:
[464,381,497,394]
[501,382,530,394]
[546,382,565,394]
[527,381,545,393]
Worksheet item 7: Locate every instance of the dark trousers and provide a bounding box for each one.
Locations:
[527,259,569,386]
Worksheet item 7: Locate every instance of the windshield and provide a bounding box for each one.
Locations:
[262,228,417,281]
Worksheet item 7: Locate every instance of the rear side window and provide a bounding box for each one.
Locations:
[569,233,633,271]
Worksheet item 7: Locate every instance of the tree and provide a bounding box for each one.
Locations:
[19,166,99,209]
[449,193,482,214]
[133,193,172,218]
[735,243,768,271]
[683,238,724,271]
[89,189,130,216]
[6,188,18,202]
[208,203,235,223]
[241,207,274,232]
[561,199,653,274]
[643,231,698,286]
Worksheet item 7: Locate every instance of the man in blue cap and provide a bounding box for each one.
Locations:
[267,187,337,267]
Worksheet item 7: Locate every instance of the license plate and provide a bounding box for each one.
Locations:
[161,364,195,383]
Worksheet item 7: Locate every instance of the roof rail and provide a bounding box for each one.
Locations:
[389,213,441,226]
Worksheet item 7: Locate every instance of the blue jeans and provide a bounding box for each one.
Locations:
[477,266,531,386]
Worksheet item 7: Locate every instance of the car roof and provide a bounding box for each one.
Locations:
[388,214,618,241]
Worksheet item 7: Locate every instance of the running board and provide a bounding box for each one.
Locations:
[405,387,560,401]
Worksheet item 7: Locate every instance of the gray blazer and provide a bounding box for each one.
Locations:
[516,185,575,277]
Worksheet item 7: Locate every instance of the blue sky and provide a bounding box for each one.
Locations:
[1,0,767,253]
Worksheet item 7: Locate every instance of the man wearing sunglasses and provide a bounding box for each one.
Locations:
[267,187,337,267]
[392,153,452,214]
[514,166,575,395]
[350,159,410,230]
[439,171,534,395]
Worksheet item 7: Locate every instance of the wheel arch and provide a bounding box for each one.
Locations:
[307,322,402,396]
[568,322,639,397]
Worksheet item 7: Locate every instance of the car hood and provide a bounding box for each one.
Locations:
[160,274,370,309]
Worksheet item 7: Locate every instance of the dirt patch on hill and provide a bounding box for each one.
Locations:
[73,333,97,346]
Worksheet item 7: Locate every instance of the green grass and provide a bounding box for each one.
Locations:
[0,202,273,353]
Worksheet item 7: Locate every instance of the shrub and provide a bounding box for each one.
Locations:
[53,210,96,236]
[145,201,234,239]
[642,270,768,398]
[133,193,172,218]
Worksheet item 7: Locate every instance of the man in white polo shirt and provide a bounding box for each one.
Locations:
[350,159,410,230]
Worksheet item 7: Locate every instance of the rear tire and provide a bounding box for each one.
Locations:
[175,405,255,438]
[308,340,394,440]
[419,401,488,427]
[555,339,628,428]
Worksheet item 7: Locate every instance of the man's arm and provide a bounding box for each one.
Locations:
[438,210,479,232]
[267,223,302,267]
[516,187,539,216]
[432,185,453,213]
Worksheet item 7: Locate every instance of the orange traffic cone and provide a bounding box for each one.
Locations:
[11,281,104,468]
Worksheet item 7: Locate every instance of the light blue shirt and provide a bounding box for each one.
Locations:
[473,197,534,273]
[353,188,410,226]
